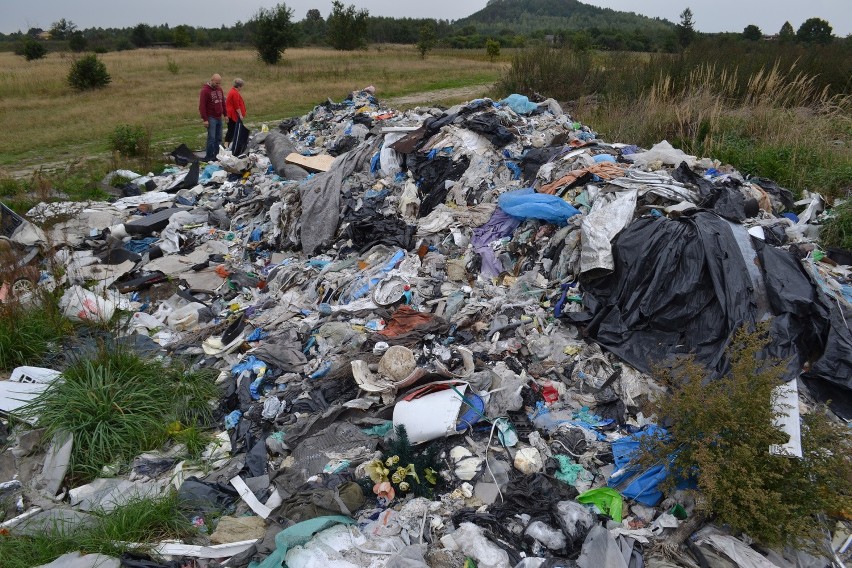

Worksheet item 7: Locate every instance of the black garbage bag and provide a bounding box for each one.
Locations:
[464,114,515,148]
[520,146,566,182]
[176,476,239,515]
[230,118,250,156]
[121,553,183,568]
[169,143,197,166]
[344,216,415,253]
[408,154,470,218]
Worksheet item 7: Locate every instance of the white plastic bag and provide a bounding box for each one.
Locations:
[59,286,116,323]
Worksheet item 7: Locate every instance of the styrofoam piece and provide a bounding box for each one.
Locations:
[10,366,62,384]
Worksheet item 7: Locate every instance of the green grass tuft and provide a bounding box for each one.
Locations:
[821,200,852,251]
[0,295,71,371]
[22,348,219,481]
[0,493,194,568]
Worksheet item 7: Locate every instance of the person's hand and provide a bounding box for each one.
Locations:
[203,120,209,127]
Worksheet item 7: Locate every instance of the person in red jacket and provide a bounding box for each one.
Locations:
[224,78,246,147]
[198,73,226,161]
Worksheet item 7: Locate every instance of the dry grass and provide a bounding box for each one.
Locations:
[0,46,503,173]
[574,61,851,199]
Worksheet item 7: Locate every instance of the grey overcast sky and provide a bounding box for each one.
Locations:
[1,0,849,36]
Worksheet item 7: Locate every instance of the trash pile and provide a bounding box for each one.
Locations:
[1,89,850,568]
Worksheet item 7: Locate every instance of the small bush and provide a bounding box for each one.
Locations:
[109,124,149,157]
[486,38,500,62]
[22,348,219,481]
[18,37,47,61]
[68,53,111,90]
[637,327,851,548]
[166,56,179,74]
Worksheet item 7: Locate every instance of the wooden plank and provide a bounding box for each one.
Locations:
[284,153,336,173]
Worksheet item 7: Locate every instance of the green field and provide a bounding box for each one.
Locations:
[0,46,506,175]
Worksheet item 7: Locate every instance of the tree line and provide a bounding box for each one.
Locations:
[2,2,844,63]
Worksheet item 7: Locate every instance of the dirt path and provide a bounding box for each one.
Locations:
[387,83,495,106]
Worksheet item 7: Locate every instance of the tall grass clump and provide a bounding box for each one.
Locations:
[821,200,852,251]
[22,348,219,481]
[637,327,851,549]
[0,493,194,568]
[0,294,70,371]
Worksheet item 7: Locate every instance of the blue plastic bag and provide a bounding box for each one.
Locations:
[607,426,693,506]
[501,94,539,115]
[498,188,581,226]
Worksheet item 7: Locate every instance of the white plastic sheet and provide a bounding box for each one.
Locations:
[580,189,637,275]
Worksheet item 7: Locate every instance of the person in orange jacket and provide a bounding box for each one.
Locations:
[225,78,247,147]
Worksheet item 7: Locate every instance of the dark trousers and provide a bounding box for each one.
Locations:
[225,118,238,145]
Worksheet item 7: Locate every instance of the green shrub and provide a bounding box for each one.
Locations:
[22,348,219,481]
[18,37,47,61]
[109,124,149,157]
[638,327,851,548]
[68,53,111,90]
[486,38,501,62]
[166,56,179,74]
[327,1,369,51]
[249,3,297,64]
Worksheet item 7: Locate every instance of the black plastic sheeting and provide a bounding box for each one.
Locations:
[671,161,758,222]
[566,211,852,418]
[755,240,852,418]
[121,553,183,568]
[165,160,199,193]
[169,143,197,166]
[409,154,471,218]
[751,177,796,212]
[344,217,415,253]
[177,477,239,514]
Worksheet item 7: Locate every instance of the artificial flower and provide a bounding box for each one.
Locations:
[374,481,395,501]
[424,467,437,485]
[365,459,389,483]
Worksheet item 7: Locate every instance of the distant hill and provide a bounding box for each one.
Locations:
[455,0,675,35]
